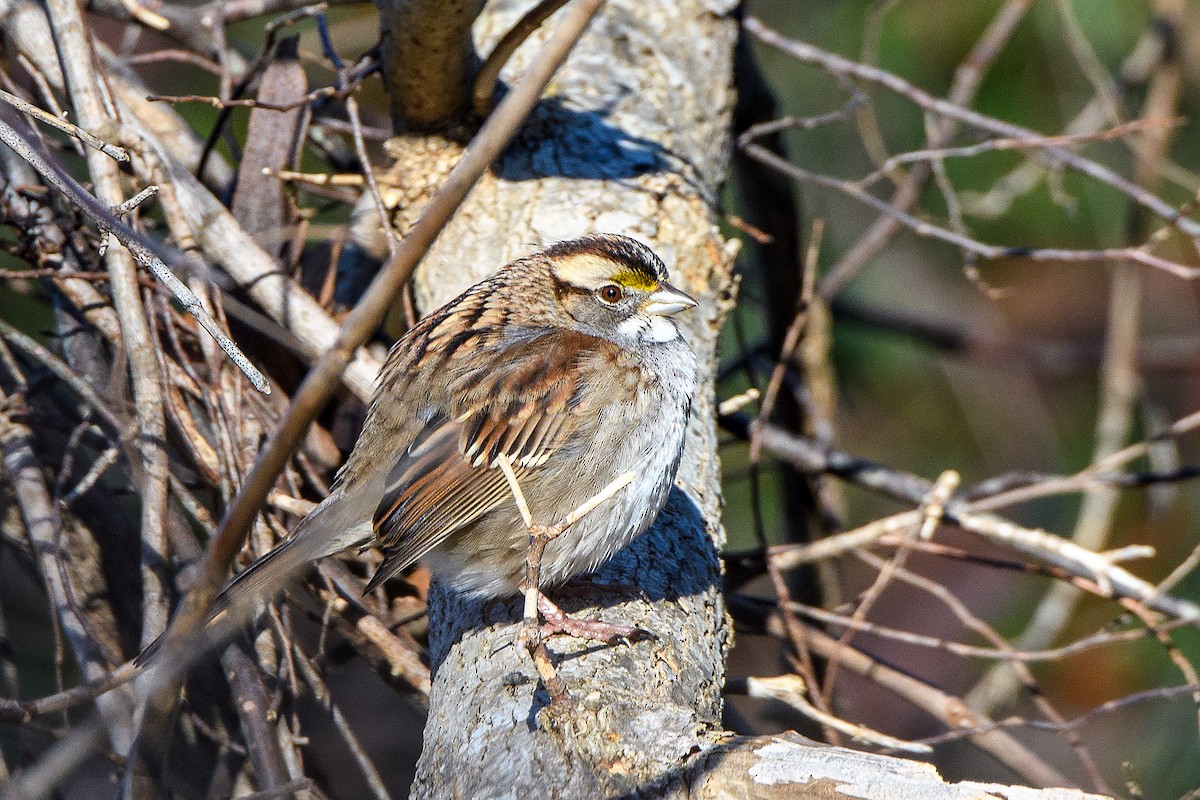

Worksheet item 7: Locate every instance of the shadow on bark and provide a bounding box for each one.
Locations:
[492,96,669,181]
[425,486,716,674]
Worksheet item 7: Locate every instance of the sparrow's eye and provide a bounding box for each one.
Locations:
[598,284,623,304]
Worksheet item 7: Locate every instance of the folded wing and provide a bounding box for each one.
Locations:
[366,330,604,591]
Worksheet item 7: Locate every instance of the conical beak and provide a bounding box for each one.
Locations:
[643,282,698,316]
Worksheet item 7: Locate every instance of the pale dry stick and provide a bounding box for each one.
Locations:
[966,407,1200,513]
[918,469,959,540]
[885,535,1154,573]
[317,10,400,265]
[265,167,365,186]
[769,503,1200,623]
[786,598,1185,663]
[736,82,867,144]
[747,215,834,725]
[353,614,432,696]
[923,112,988,290]
[748,218,822,463]
[16,52,68,123]
[152,167,281,397]
[0,269,117,281]
[61,445,121,505]
[114,185,159,213]
[0,120,272,395]
[737,675,932,754]
[0,87,129,161]
[913,683,1200,748]
[346,91,399,260]
[45,0,171,652]
[220,646,292,795]
[1116,593,1200,737]
[723,214,774,244]
[1,719,109,800]
[744,219,833,707]
[0,318,125,434]
[966,264,1142,718]
[0,104,192,366]
[123,48,224,75]
[0,662,145,724]
[146,87,353,112]
[266,491,317,517]
[1147,540,1200,602]
[1142,190,1200,257]
[716,387,760,416]
[772,620,1074,788]
[763,554,838,743]
[100,184,159,258]
[291,642,392,800]
[770,508,924,571]
[752,419,1200,621]
[0,396,135,752]
[137,118,383,401]
[115,0,169,31]
[0,335,26,385]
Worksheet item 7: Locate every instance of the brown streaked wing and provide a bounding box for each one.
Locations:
[365,330,607,592]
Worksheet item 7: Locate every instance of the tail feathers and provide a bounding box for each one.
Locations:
[137,490,372,667]
[214,490,373,622]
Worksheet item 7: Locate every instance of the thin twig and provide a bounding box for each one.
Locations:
[472,0,571,117]
[741,17,1200,239]
[0,88,129,161]
[0,120,271,393]
[734,675,931,753]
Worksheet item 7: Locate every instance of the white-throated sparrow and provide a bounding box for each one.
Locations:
[226,234,698,611]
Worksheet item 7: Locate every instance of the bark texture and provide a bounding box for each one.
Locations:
[668,734,1108,800]
[375,0,487,130]
[398,0,740,795]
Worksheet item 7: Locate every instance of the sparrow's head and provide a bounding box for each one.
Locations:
[539,234,696,345]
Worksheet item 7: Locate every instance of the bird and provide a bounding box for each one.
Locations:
[216,233,699,631]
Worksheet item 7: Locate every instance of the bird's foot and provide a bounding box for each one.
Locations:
[536,593,653,645]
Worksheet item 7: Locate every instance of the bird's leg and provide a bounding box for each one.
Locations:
[519,525,647,645]
[518,524,569,700]
[497,456,643,695]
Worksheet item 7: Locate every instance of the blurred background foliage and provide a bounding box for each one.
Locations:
[719,2,1200,797]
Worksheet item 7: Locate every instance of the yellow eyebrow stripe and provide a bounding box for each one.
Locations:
[613,269,659,291]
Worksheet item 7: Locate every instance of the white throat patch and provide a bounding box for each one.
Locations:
[619,314,681,344]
